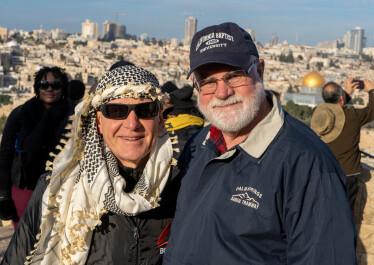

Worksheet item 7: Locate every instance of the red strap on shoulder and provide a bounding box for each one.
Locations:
[157,221,172,248]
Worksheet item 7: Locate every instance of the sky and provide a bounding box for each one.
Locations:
[0,0,373,47]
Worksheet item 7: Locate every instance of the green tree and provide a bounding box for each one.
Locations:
[283,100,312,125]
[75,72,83,81]
[286,51,294,63]
[104,53,115,59]
[0,114,8,134]
[360,53,373,62]
[297,55,303,61]
[0,95,12,105]
[316,62,323,71]
[73,41,87,46]
[15,36,23,44]
[279,51,294,63]
[287,84,293,93]
[117,55,124,61]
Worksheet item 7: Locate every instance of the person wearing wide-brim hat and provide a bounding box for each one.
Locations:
[311,79,374,214]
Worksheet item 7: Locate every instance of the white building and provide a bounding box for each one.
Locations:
[51,28,69,40]
[343,27,365,53]
[102,21,126,41]
[82,19,99,40]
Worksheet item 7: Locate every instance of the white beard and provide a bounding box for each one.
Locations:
[198,84,266,133]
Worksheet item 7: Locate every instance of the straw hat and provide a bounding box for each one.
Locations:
[310,103,345,143]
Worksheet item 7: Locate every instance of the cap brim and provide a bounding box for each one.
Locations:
[187,52,253,79]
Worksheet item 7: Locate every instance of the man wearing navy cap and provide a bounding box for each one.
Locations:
[163,22,357,264]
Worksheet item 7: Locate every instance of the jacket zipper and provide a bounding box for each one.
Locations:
[121,215,140,265]
[131,218,139,265]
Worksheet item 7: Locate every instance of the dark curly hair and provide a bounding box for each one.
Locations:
[33,66,69,98]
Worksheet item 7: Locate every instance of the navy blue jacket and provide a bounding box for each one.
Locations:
[164,96,357,265]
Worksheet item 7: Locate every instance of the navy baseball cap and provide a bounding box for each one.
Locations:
[187,22,259,78]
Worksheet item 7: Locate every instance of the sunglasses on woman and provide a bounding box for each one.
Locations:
[39,80,63,90]
[99,101,161,120]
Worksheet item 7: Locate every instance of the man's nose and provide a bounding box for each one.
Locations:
[215,79,234,99]
[123,110,141,130]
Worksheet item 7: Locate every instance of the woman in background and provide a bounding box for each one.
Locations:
[0,66,74,228]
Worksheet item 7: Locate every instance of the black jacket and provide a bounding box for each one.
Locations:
[0,97,74,198]
[1,166,181,265]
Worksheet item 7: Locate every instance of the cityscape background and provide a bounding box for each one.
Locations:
[0,2,374,263]
[0,0,374,46]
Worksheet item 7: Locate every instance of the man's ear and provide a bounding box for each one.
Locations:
[257,59,265,80]
[338,94,345,107]
[96,110,103,134]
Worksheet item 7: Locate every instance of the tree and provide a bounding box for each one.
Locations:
[104,53,115,59]
[60,54,66,60]
[297,55,303,61]
[73,41,87,46]
[279,51,294,63]
[360,53,373,62]
[286,51,295,63]
[283,101,312,125]
[117,55,124,61]
[75,72,83,82]
[15,36,23,44]
[0,95,12,105]
[0,114,8,134]
[316,62,323,71]
[287,84,293,93]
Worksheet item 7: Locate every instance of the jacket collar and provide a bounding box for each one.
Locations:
[239,92,284,158]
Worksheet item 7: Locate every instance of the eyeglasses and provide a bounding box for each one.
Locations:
[194,59,259,95]
[39,80,63,90]
[99,101,161,120]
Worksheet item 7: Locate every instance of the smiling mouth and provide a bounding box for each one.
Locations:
[214,102,241,108]
[121,136,143,141]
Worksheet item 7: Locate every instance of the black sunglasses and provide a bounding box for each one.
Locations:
[39,80,63,90]
[99,101,161,120]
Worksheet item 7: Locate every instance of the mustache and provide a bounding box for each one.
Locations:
[209,96,243,108]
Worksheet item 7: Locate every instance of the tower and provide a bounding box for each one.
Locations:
[82,19,99,40]
[184,16,197,45]
[270,33,278,46]
[343,27,365,53]
[102,21,117,41]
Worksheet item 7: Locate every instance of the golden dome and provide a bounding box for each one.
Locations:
[301,71,326,88]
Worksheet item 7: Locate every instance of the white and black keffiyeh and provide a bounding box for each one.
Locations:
[25,66,175,265]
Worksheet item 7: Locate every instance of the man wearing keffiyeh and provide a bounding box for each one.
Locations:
[2,66,181,265]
